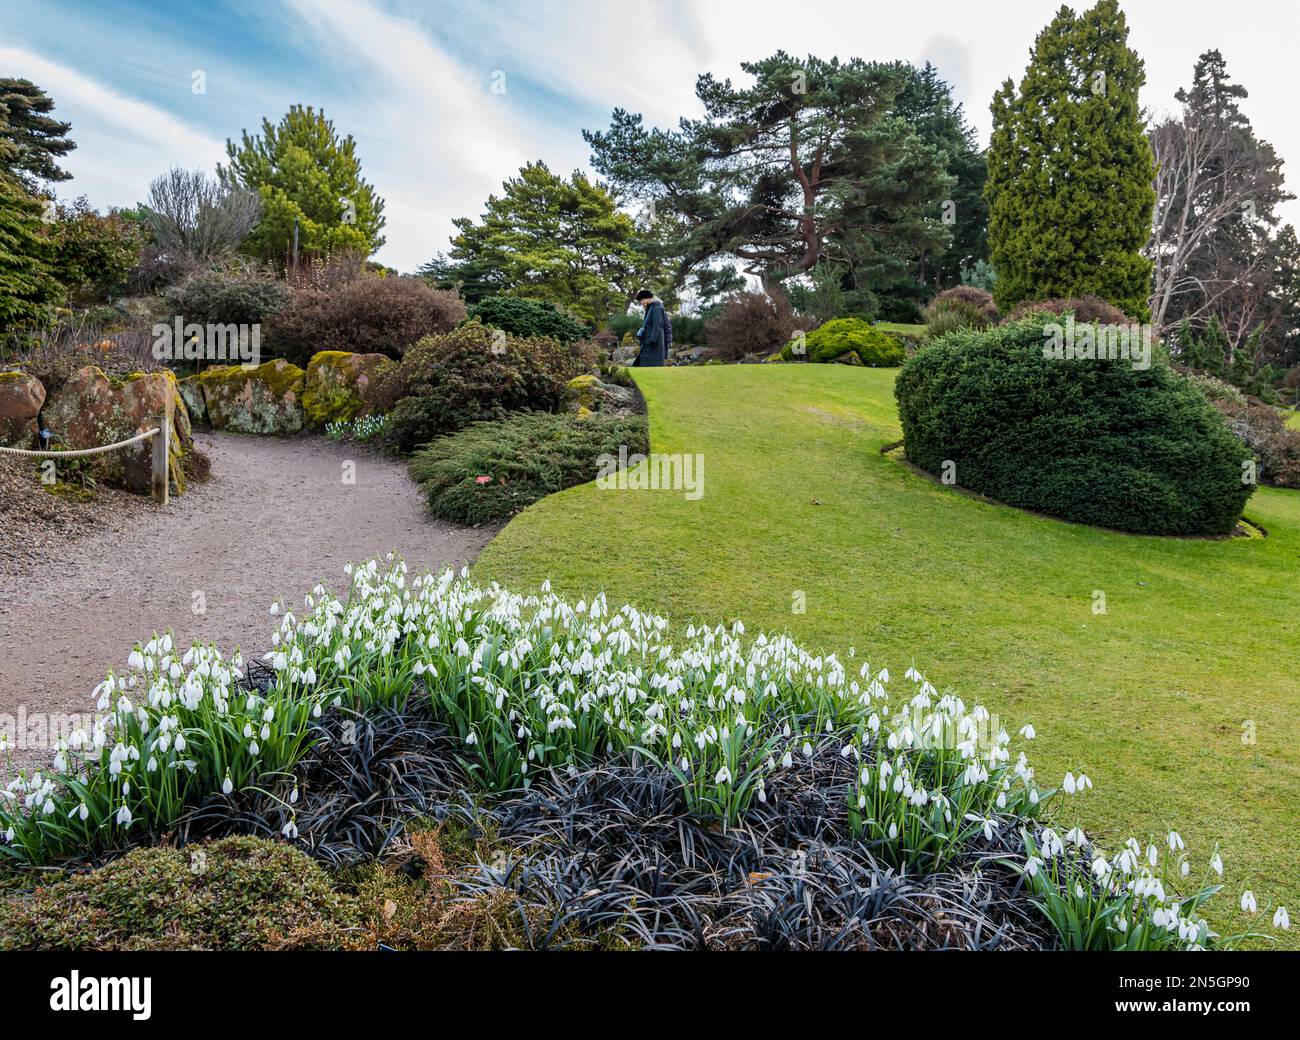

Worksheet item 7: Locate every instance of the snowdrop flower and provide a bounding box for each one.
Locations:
[1024,855,1044,878]
[715,766,732,785]
[1210,852,1223,877]
[1063,772,1077,795]
[1240,890,1257,914]
[282,818,298,839]
[269,603,280,616]
[1019,724,1035,739]
[116,803,133,827]
[222,776,233,795]
[1273,906,1290,931]
[1168,830,1184,852]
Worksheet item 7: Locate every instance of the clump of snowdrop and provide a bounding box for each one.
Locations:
[0,555,1286,952]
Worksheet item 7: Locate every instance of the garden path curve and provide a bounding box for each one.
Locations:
[0,432,498,773]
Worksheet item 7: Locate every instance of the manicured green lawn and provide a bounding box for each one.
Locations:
[874,321,928,340]
[475,364,1300,946]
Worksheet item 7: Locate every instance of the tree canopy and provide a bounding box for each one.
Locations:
[0,78,75,191]
[219,105,385,267]
[985,0,1155,318]
[585,52,954,315]
[431,161,652,326]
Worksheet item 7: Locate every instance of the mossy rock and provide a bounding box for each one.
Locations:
[198,359,306,435]
[0,369,45,446]
[41,366,191,496]
[0,836,359,951]
[302,350,391,429]
[178,375,207,426]
[562,373,637,419]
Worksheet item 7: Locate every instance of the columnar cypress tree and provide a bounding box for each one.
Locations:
[985,0,1155,318]
[0,171,59,328]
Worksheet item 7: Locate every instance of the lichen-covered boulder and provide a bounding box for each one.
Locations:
[302,350,392,429]
[198,359,306,435]
[562,374,638,419]
[42,366,192,495]
[178,375,207,426]
[0,370,46,446]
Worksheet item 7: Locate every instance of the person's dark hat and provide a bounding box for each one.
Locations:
[634,289,654,301]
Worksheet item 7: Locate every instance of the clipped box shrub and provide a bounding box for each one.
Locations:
[408,410,649,524]
[375,319,594,453]
[468,295,591,345]
[894,316,1254,536]
[782,317,905,367]
[267,275,466,365]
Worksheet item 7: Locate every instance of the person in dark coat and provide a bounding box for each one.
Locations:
[633,289,667,367]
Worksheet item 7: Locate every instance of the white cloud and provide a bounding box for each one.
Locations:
[0,46,225,205]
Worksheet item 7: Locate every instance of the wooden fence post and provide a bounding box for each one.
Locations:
[150,413,169,506]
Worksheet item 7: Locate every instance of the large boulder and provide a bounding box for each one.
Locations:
[301,350,392,429]
[178,375,207,426]
[0,370,46,447]
[42,366,192,495]
[562,374,639,419]
[197,359,306,435]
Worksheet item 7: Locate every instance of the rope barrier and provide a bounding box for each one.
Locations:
[0,426,161,459]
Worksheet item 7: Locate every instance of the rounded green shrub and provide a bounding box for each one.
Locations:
[0,837,359,950]
[784,318,904,366]
[894,316,1254,536]
[375,320,596,454]
[468,295,590,345]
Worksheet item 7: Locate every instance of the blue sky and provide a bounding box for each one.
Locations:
[5,0,1298,271]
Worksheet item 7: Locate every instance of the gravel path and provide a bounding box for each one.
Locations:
[0,432,498,774]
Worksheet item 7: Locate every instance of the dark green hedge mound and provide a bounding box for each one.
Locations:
[468,295,591,345]
[894,317,1254,536]
[0,837,358,950]
[409,411,649,524]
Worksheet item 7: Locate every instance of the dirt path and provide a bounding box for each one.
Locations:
[0,432,498,773]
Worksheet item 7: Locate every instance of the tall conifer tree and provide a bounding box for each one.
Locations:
[986,0,1155,318]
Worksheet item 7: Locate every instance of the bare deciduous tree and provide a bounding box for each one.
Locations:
[1146,113,1269,338]
[142,167,261,264]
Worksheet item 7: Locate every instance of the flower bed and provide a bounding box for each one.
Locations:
[1,558,1288,950]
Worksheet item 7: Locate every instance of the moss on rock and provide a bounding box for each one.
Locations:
[198,359,306,435]
[302,350,390,429]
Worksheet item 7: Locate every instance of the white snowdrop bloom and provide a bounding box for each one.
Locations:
[1168,830,1184,852]
[1063,772,1077,795]
[282,818,298,839]
[249,741,259,756]
[1273,906,1289,931]
[888,821,898,840]
[1240,890,1257,914]
[1024,856,1043,879]
[802,741,813,759]
[128,650,145,671]
[1019,723,1035,739]
[1066,827,1087,847]
[269,603,280,616]
[465,731,477,746]
[116,803,133,826]
[1210,852,1224,877]
[1147,845,1159,867]
[1180,861,1190,877]
[715,766,732,785]
[222,776,233,795]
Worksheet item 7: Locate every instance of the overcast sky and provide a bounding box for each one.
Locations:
[5,0,1298,271]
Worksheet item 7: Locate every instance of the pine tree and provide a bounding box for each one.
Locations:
[0,78,75,190]
[219,105,386,266]
[0,171,60,329]
[985,0,1155,318]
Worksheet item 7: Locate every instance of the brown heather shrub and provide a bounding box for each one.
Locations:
[267,275,466,365]
[1210,396,1300,489]
[704,292,799,362]
[931,285,999,323]
[1006,295,1134,326]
